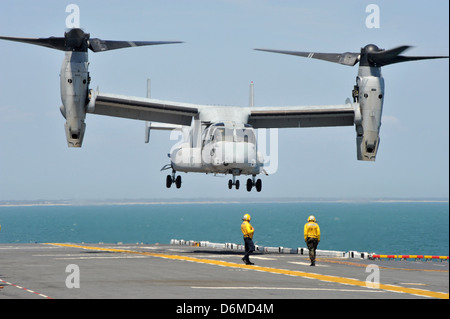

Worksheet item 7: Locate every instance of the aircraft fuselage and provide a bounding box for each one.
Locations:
[171,122,263,176]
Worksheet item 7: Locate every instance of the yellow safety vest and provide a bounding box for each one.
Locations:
[241,221,254,239]
[304,222,320,241]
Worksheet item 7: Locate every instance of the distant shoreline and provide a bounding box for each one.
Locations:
[0,198,448,207]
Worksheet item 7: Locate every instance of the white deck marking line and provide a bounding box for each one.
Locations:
[55,255,149,260]
[288,261,330,267]
[251,256,277,260]
[0,278,52,299]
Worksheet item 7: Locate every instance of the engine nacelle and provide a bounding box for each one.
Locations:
[355,68,385,161]
[60,52,90,147]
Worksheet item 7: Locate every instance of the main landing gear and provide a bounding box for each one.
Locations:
[228,175,262,192]
[166,170,182,189]
[246,176,262,192]
[228,176,240,190]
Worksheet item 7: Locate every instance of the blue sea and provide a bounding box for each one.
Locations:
[0,201,448,256]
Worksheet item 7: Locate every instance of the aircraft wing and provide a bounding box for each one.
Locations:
[247,103,358,128]
[89,92,358,129]
[88,92,200,126]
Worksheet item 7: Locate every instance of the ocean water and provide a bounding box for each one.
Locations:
[0,202,448,256]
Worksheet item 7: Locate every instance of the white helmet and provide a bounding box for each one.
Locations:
[308,215,316,222]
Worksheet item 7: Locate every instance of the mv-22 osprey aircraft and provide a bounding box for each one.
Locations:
[0,29,448,192]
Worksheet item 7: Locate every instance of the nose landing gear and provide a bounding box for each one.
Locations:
[166,170,182,189]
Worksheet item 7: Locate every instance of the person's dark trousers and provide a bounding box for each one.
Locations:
[306,237,319,265]
[243,237,255,262]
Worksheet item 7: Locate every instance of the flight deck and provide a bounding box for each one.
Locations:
[0,242,448,300]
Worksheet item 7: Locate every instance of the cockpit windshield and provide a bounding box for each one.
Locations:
[212,127,256,144]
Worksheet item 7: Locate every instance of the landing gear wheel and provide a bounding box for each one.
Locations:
[166,175,172,188]
[255,179,262,192]
[175,175,182,189]
[228,175,240,190]
[246,179,253,192]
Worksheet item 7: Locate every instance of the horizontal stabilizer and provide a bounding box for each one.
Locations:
[145,121,183,143]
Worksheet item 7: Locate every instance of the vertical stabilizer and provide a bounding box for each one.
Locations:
[145,78,151,143]
[249,81,255,107]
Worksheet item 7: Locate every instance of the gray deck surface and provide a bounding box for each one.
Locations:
[0,243,448,300]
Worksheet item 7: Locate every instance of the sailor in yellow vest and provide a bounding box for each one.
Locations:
[304,215,321,266]
[241,214,255,265]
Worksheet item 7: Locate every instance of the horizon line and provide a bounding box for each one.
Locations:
[1,197,449,207]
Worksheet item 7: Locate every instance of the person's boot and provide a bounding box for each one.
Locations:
[242,257,254,265]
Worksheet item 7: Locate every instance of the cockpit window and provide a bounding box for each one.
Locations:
[213,128,233,142]
[213,128,224,142]
[211,127,256,143]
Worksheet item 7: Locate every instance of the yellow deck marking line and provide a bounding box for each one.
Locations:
[46,243,449,299]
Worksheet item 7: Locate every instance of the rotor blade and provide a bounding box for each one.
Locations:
[372,55,449,66]
[367,45,449,66]
[254,48,360,66]
[370,45,412,57]
[393,55,449,64]
[368,47,448,66]
[88,39,183,52]
[0,36,66,51]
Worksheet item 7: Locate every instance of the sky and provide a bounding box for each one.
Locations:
[0,0,448,201]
